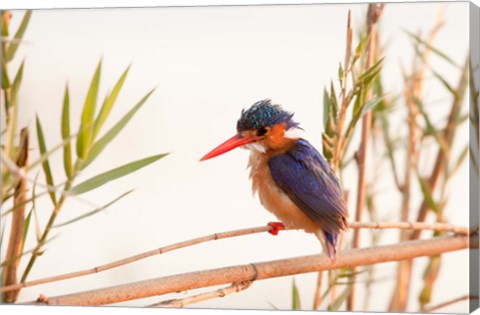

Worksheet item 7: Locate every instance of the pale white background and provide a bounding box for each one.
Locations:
[0,0,476,315]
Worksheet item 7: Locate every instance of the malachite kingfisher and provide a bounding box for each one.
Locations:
[200,99,349,261]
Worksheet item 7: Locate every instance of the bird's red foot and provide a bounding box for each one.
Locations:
[267,222,285,235]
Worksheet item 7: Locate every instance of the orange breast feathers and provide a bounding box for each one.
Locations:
[248,151,319,233]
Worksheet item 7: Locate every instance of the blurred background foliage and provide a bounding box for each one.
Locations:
[1,10,167,303]
[314,6,471,312]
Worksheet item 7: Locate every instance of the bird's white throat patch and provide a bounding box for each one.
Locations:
[244,142,266,153]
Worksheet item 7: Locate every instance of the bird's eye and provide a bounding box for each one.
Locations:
[256,127,269,136]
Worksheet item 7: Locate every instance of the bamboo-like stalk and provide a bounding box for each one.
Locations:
[150,281,253,308]
[27,234,476,306]
[350,221,469,234]
[1,225,272,294]
[411,58,469,241]
[0,221,469,295]
[312,269,323,310]
[20,157,86,285]
[332,10,353,174]
[314,11,353,310]
[348,4,385,310]
[388,10,445,311]
[389,56,469,312]
[2,127,29,303]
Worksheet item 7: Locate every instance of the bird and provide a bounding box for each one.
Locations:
[200,99,348,261]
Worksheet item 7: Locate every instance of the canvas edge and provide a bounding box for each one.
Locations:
[469,1,480,314]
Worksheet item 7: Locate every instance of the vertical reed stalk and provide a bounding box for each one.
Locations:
[313,12,353,310]
[348,4,384,310]
[388,9,445,311]
[2,128,29,303]
[332,10,353,174]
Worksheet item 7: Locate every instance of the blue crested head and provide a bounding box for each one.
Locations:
[236,99,299,133]
[200,99,302,161]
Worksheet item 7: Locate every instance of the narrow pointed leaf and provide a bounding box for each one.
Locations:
[81,88,155,169]
[352,86,366,124]
[36,115,56,205]
[380,114,400,187]
[338,62,344,83]
[77,60,102,159]
[54,190,133,228]
[413,98,451,156]
[72,153,168,195]
[417,173,440,213]
[419,255,441,309]
[61,85,73,178]
[361,95,383,115]
[323,86,330,127]
[92,65,131,139]
[1,11,10,37]
[4,61,25,162]
[431,69,457,97]
[29,134,77,171]
[1,190,15,204]
[21,209,33,253]
[353,34,370,63]
[5,10,32,62]
[291,279,301,310]
[357,58,384,86]
[31,173,42,242]
[449,145,468,177]
[405,30,459,68]
[329,81,339,117]
[11,60,25,103]
[1,60,10,89]
[327,285,352,311]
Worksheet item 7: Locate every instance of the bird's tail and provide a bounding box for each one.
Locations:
[314,230,338,262]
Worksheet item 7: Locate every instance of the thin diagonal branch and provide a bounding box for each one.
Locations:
[0,221,469,294]
[0,225,272,294]
[29,234,476,306]
[149,281,253,308]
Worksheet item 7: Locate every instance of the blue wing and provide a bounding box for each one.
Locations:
[268,139,348,235]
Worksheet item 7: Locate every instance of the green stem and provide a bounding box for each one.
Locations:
[20,160,81,283]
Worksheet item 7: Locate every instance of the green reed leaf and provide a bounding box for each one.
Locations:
[291,278,301,310]
[417,173,440,213]
[61,85,73,178]
[54,190,133,228]
[72,153,168,195]
[92,65,130,139]
[36,115,56,206]
[5,10,32,62]
[327,285,352,311]
[77,60,102,159]
[81,88,155,169]
[405,30,460,68]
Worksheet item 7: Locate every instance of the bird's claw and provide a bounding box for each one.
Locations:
[267,222,285,235]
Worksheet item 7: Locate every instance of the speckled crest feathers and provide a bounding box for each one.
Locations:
[236,99,299,132]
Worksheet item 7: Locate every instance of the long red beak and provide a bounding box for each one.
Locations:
[200,134,259,161]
